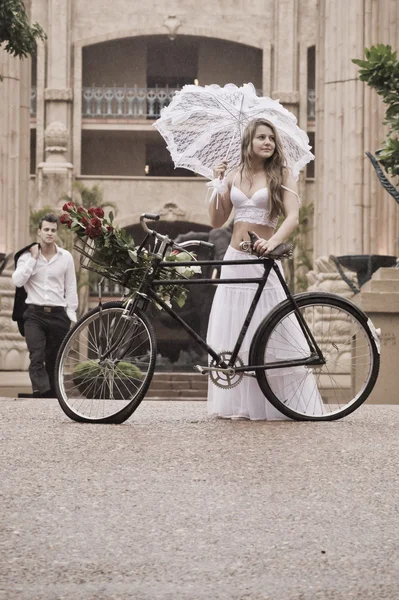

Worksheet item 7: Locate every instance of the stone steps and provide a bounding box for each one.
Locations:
[147,372,208,400]
[0,370,208,400]
[362,279,399,293]
[373,267,399,280]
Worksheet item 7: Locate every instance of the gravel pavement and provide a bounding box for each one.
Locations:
[1,397,399,600]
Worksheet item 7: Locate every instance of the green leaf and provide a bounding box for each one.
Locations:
[175,291,187,308]
[128,249,138,263]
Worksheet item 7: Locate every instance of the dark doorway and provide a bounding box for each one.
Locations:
[147,38,199,89]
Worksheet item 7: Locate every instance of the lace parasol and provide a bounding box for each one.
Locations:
[153,82,314,181]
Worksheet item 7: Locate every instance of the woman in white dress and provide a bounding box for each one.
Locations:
[207,118,304,420]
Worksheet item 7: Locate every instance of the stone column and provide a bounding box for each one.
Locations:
[312,0,399,294]
[362,0,399,257]
[0,1,32,371]
[72,44,83,176]
[36,0,74,209]
[271,0,300,117]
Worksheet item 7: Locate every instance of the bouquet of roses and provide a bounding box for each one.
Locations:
[59,201,200,308]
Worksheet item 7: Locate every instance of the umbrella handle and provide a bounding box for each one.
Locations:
[223,126,239,165]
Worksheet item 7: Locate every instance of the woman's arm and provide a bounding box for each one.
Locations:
[208,162,234,228]
[254,171,300,255]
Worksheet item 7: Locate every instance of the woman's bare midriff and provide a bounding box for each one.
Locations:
[230,221,275,251]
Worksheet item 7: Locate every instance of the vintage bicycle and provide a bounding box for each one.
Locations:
[55,214,380,424]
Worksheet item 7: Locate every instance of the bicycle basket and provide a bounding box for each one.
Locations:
[73,236,149,290]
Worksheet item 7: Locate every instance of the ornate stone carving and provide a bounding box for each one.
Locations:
[0,272,29,370]
[44,88,73,102]
[163,15,183,40]
[0,337,30,370]
[306,256,360,400]
[44,121,69,156]
[154,201,186,221]
[307,256,357,300]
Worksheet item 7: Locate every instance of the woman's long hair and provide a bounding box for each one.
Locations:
[239,119,287,218]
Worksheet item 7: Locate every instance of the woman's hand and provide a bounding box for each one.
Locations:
[212,160,228,180]
[253,237,280,256]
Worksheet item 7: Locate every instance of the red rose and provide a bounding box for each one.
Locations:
[85,225,102,239]
[66,218,73,229]
[94,207,104,218]
[106,225,114,232]
[59,213,70,224]
[88,207,97,216]
[90,217,102,228]
[81,216,90,226]
[77,205,86,214]
[62,201,76,212]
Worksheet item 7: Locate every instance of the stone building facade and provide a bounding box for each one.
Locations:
[0,0,32,370]
[0,0,398,371]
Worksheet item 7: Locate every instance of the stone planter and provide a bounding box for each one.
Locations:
[336,254,397,287]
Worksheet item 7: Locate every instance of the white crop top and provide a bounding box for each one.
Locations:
[230,173,300,228]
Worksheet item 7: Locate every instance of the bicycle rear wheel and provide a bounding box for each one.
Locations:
[55,301,156,423]
[250,293,380,421]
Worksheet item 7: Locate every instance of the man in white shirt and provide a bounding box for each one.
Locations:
[12,214,78,398]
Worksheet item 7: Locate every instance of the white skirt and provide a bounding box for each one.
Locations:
[206,246,324,420]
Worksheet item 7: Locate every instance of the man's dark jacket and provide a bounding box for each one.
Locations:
[12,243,38,337]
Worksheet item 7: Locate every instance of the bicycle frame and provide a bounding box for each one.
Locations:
[124,254,325,373]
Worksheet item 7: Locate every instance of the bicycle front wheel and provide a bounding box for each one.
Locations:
[55,301,156,423]
[250,293,380,421]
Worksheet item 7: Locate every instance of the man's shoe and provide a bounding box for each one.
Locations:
[43,389,56,398]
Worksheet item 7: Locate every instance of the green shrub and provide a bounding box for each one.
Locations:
[353,44,399,181]
[73,360,143,380]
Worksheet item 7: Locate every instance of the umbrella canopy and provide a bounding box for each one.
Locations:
[153,82,314,180]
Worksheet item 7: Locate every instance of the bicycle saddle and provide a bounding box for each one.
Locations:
[240,231,294,259]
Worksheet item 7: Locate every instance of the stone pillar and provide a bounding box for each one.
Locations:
[314,0,399,292]
[362,0,399,257]
[36,0,74,209]
[72,44,83,176]
[0,1,32,371]
[37,120,73,208]
[271,0,300,117]
[353,268,399,404]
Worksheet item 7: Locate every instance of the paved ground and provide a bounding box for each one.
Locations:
[1,398,399,600]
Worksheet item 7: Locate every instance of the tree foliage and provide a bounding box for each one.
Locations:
[353,44,399,180]
[0,0,46,59]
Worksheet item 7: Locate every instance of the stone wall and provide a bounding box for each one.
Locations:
[0,1,32,370]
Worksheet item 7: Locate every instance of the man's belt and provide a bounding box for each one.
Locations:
[29,305,66,313]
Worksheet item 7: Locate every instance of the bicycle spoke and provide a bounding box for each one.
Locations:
[57,304,156,423]
[255,297,378,420]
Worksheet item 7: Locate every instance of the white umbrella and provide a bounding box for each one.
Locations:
[153,82,314,181]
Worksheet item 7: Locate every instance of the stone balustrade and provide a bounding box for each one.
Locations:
[307,89,315,121]
[82,86,179,120]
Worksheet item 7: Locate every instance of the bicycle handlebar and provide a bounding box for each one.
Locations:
[140,213,215,253]
[140,213,160,236]
[176,240,215,250]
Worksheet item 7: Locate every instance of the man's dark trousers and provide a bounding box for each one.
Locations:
[23,306,70,396]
